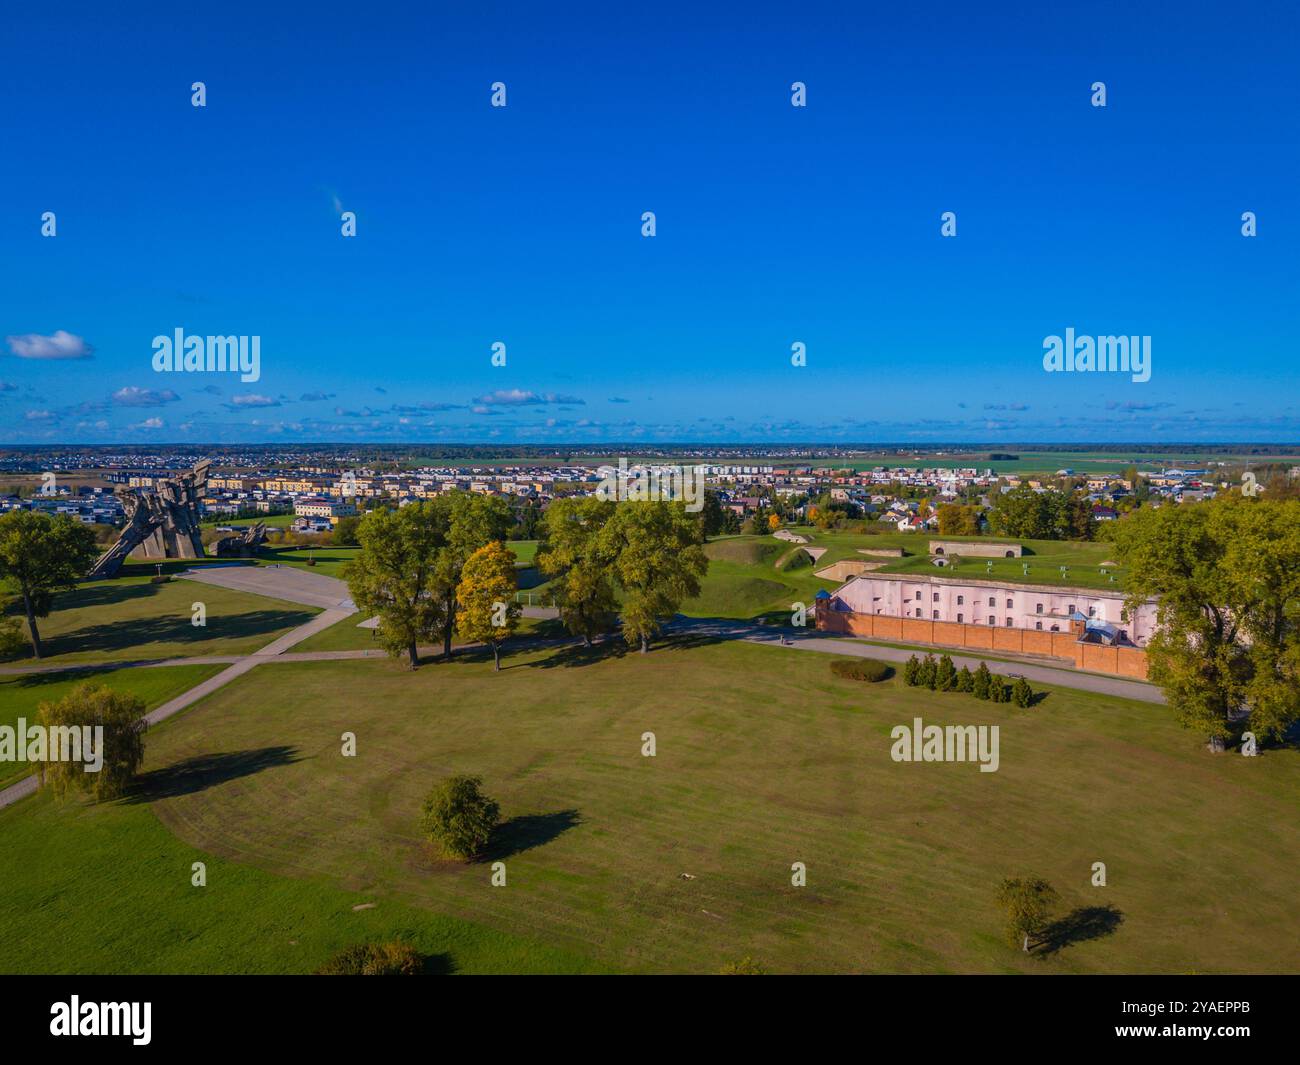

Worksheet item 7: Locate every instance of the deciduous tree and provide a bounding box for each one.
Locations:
[996,876,1059,952]
[1111,496,1300,749]
[420,775,500,861]
[38,682,147,801]
[343,502,449,669]
[597,501,708,653]
[537,497,618,645]
[455,540,520,670]
[0,510,98,659]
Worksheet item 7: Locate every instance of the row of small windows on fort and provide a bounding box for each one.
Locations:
[910,607,1064,631]
[912,590,1093,617]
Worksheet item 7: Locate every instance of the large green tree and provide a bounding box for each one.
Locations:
[38,682,148,801]
[435,493,512,659]
[536,496,618,645]
[0,510,98,659]
[343,502,450,668]
[596,501,708,653]
[1111,496,1300,749]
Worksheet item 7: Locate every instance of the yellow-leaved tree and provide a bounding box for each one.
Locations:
[455,540,520,670]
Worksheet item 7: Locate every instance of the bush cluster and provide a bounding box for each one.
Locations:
[829,658,892,683]
[903,654,1034,707]
[315,941,423,975]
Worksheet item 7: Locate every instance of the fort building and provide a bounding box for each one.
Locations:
[815,572,1156,680]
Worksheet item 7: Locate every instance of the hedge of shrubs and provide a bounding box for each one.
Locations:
[315,941,423,975]
[829,658,893,683]
[903,653,1034,707]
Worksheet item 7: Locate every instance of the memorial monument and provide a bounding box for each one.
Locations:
[87,459,212,579]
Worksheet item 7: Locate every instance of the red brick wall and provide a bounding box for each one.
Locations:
[815,606,1149,680]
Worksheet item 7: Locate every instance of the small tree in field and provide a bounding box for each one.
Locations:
[956,665,974,692]
[996,876,1059,953]
[420,775,500,861]
[972,662,992,700]
[38,682,147,801]
[455,540,520,670]
[1012,677,1033,707]
[989,674,1008,703]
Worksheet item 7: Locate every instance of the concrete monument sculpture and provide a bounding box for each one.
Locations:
[87,459,212,579]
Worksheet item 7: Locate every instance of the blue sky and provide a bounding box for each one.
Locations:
[2,0,1298,445]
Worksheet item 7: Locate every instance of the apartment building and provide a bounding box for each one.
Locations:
[293,496,358,520]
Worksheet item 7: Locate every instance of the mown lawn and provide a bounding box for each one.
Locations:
[255,546,359,579]
[289,611,565,654]
[2,578,319,665]
[0,790,601,974]
[8,639,1288,974]
[0,663,225,790]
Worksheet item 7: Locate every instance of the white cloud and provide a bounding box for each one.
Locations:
[131,417,165,429]
[473,389,584,407]
[113,386,180,407]
[225,394,281,409]
[5,330,94,360]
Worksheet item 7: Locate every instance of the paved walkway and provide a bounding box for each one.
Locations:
[178,564,354,611]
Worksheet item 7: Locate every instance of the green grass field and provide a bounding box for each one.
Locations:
[0,663,224,790]
[6,639,1292,974]
[1,578,320,666]
[204,513,296,529]
[0,790,601,974]
[290,611,565,654]
[254,546,359,579]
[249,541,536,582]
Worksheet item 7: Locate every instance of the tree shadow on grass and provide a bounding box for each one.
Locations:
[482,809,582,861]
[49,582,162,611]
[5,664,131,689]
[1035,905,1124,956]
[126,745,302,802]
[420,952,454,975]
[1029,690,1051,708]
[524,639,629,669]
[43,608,317,658]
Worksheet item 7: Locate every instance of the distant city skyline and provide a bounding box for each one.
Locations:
[3,1,1298,445]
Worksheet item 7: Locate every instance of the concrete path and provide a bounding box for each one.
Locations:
[178,564,354,611]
